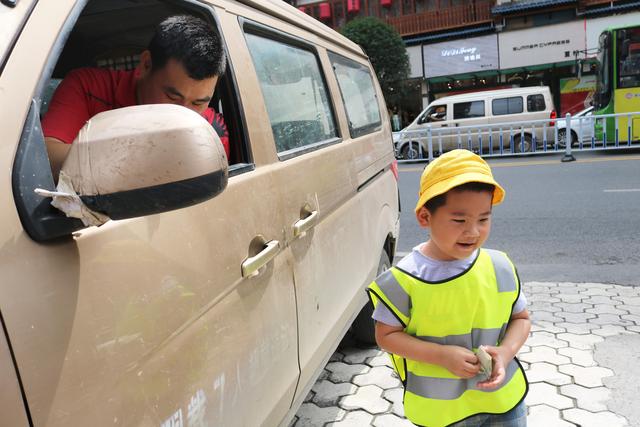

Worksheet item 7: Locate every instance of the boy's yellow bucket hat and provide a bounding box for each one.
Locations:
[415,149,505,213]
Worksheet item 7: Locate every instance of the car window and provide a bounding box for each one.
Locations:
[492,96,523,116]
[526,94,546,112]
[453,101,484,120]
[329,52,381,138]
[245,32,338,156]
[420,104,447,123]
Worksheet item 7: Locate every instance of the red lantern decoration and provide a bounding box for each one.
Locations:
[381,0,392,7]
[347,0,361,12]
[319,3,332,19]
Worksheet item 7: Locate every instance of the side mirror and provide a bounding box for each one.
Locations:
[56,104,229,222]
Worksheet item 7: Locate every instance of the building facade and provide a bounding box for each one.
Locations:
[293,0,640,126]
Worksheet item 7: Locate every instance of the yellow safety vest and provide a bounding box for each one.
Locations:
[367,249,528,427]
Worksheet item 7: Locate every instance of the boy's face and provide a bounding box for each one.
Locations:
[417,190,493,261]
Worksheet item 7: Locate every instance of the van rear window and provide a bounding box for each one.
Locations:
[527,94,546,112]
[492,97,523,116]
[329,52,381,138]
[453,101,485,120]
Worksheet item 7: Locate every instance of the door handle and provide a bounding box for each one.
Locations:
[293,210,318,237]
[241,240,280,278]
[441,124,448,127]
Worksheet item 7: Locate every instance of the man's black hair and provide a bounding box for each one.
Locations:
[424,182,495,213]
[148,15,226,80]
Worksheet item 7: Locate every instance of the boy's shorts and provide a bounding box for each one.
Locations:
[449,401,527,427]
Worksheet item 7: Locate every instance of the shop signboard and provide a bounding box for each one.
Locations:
[422,34,499,78]
[586,12,640,52]
[498,20,585,69]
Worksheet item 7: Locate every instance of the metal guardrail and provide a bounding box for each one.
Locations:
[394,111,640,163]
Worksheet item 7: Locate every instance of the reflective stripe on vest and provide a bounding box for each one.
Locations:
[367,249,527,427]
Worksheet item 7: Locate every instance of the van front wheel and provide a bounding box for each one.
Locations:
[514,134,532,153]
[351,251,391,345]
[401,142,422,160]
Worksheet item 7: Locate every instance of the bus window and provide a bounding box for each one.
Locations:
[618,28,640,89]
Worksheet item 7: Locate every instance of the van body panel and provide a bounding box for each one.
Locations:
[0,324,29,427]
[0,0,398,426]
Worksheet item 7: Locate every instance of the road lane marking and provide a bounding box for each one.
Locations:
[603,189,640,193]
[399,155,640,172]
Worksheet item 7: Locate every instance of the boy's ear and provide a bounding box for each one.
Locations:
[416,206,431,228]
[136,50,153,78]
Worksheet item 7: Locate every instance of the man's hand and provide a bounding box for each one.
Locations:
[45,137,71,182]
[476,345,508,389]
[441,345,480,379]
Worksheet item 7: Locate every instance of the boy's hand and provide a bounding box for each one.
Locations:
[476,345,509,389]
[441,345,480,378]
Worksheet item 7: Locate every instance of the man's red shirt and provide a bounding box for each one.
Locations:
[42,68,230,158]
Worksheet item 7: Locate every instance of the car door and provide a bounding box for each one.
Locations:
[0,1,298,426]
[238,13,386,403]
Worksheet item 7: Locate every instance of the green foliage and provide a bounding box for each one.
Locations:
[341,17,410,108]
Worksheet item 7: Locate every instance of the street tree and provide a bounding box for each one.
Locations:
[341,17,410,109]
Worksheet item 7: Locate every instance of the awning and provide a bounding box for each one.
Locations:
[499,60,576,74]
[581,0,640,15]
[492,0,575,14]
[427,70,500,83]
[404,25,494,46]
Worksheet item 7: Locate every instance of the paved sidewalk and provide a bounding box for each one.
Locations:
[292,282,640,427]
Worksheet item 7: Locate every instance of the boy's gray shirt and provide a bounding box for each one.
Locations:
[372,244,527,326]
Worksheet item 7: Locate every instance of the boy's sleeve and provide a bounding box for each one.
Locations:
[512,291,528,314]
[372,303,402,327]
[367,268,411,327]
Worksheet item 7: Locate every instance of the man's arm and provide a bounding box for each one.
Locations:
[45,137,72,182]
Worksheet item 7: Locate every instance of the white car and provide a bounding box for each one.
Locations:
[557,106,595,147]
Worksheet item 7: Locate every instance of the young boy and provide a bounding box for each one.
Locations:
[368,149,530,427]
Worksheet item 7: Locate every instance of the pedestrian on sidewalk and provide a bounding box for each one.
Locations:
[368,149,531,427]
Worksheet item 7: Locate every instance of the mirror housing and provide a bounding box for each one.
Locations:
[58,104,229,221]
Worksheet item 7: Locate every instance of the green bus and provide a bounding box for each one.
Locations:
[593,24,640,143]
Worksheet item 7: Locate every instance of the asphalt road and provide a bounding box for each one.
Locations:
[396,149,640,285]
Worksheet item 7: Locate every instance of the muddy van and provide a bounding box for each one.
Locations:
[397,86,556,159]
[0,1,399,426]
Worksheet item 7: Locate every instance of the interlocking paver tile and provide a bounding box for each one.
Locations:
[526,383,574,409]
[529,321,566,334]
[529,294,561,303]
[562,408,629,427]
[383,387,405,417]
[555,322,598,335]
[589,314,634,326]
[622,305,640,315]
[312,380,357,407]
[556,332,604,350]
[353,366,402,389]
[558,312,596,323]
[613,296,640,306]
[582,283,614,290]
[304,390,315,403]
[326,410,373,426]
[580,288,618,297]
[527,405,575,427]
[560,384,611,411]
[367,353,392,367]
[560,294,589,303]
[326,362,370,383]
[554,302,593,313]
[372,414,415,427]
[559,364,614,387]
[555,284,585,294]
[343,348,384,364]
[531,311,564,323]
[518,346,571,365]
[526,331,569,349]
[558,347,596,367]
[294,403,345,426]
[529,301,562,312]
[586,304,628,315]
[627,325,640,333]
[339,385,390,414]
[621,314,640,324]
[330,352,345,362]
[584,295,618,305]
[592,324,629,337]
[525,362,572,385]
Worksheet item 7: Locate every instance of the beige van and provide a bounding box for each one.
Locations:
[0,1,399,426]
[397,86,557,159]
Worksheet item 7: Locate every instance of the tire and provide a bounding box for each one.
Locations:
[400,142,421,160]
[557,129,577,149]
[513,134,532,153]
[351,251,391,345]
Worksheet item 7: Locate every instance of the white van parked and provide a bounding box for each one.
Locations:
[397,86,557,159]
